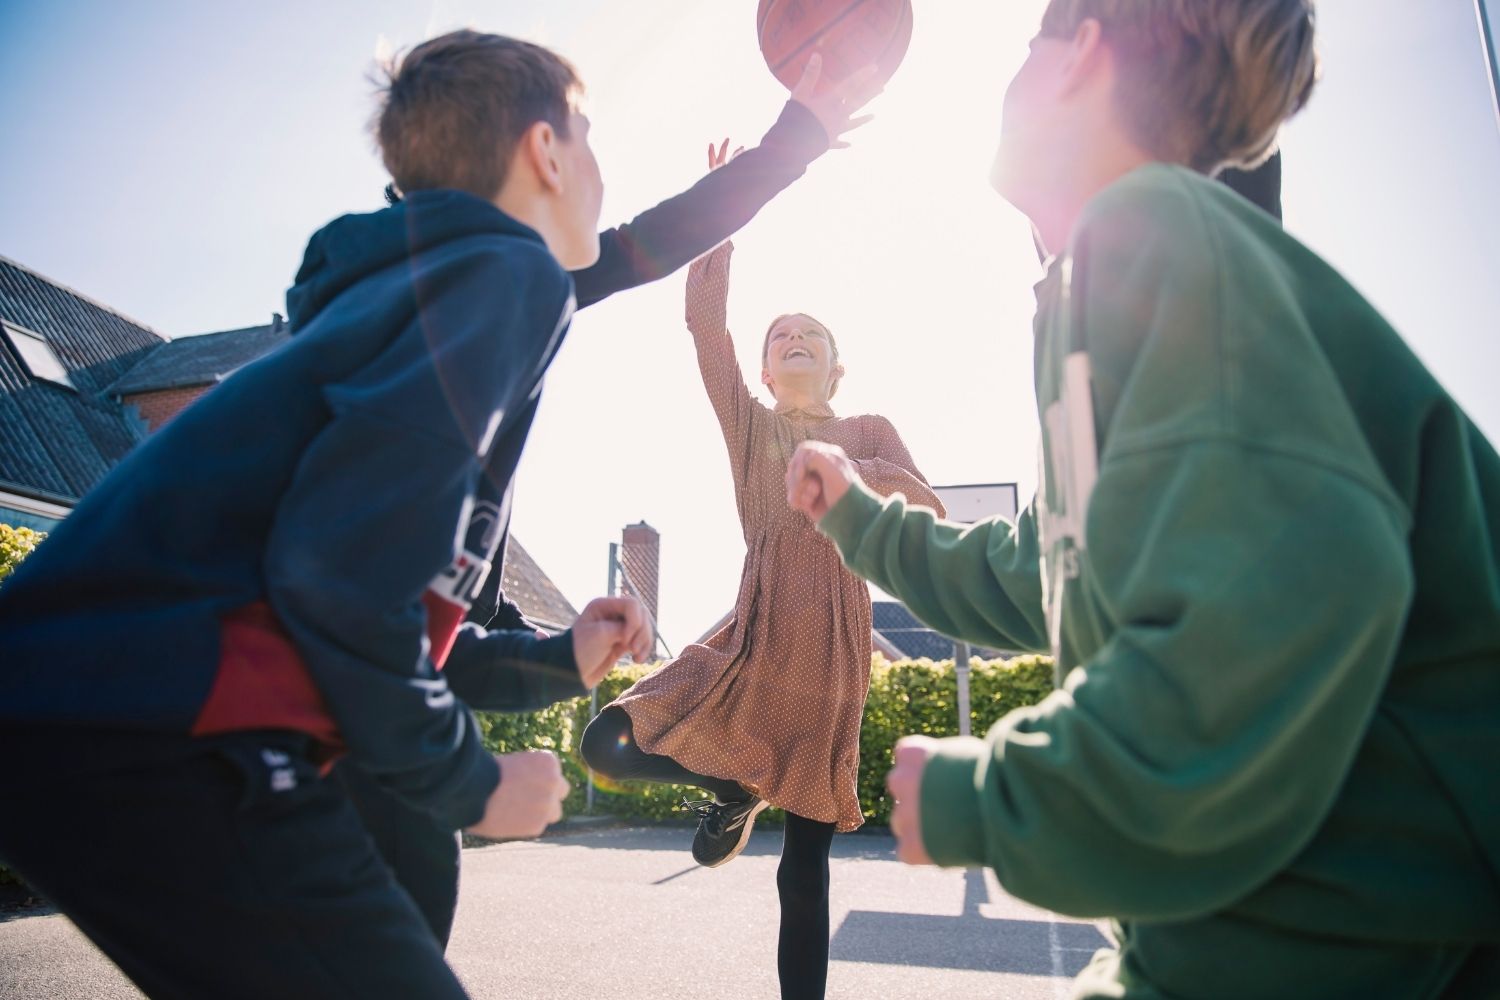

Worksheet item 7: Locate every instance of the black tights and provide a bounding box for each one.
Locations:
[580,707,837,1000]
[579,706,747,803]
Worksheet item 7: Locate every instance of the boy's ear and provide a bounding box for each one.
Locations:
[518,120,565,195]
[1057,17,1108,97]
[761,368,774,390]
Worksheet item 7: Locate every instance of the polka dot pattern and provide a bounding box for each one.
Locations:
[607,242,946,833]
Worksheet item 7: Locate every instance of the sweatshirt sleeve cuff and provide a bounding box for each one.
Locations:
[817,481,886,562]
[919,737,990,868]
[538,632,588,701]
[761,100,830,166]
[442,734,502,831]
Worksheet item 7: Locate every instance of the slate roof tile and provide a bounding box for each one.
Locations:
[0,255,164,501]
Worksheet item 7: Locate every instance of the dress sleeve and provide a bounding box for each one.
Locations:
[852,416,947,516]
[685,241,763,492]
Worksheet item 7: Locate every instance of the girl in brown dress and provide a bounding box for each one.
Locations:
[580,205,944,999]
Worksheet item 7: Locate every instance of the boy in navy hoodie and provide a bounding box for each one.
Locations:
[0,31,647,999]
[347,50,884,948]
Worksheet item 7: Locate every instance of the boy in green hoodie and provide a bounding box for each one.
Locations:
[785,1,1500,997]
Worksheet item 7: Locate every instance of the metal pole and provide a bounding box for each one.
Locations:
[615,558,674,661]
[954,640,972,737]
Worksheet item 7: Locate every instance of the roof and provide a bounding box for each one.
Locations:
[1,253,582,633]
[873,602,964,660]
[108,321,290,395]
[872,602,1010,661]
[502,537,579,630]
[0,256,165,501]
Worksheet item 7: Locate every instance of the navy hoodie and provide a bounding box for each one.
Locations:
[0,190,582,829]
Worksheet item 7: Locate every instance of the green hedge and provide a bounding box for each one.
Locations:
[0,526,44,888]
[478,653,1054,829]
[0,523,45,588]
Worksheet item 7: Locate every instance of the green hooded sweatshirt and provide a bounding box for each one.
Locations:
[819,164,1500,998]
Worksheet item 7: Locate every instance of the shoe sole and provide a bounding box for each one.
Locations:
[699,799,770,869]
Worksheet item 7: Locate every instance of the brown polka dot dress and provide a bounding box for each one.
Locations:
[607,241,946,832]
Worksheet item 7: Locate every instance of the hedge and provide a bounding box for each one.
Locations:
[0,526,45,888]
[0,523,45,588]
[478,653,1054,829]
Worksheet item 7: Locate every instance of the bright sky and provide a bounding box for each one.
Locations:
[3,1,1498,649]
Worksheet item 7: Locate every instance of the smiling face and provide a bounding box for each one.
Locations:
[761,313,843,403]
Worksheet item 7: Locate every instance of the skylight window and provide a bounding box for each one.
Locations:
[3,321,74,389]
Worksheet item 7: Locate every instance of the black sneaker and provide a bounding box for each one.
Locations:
[681,795,770,868]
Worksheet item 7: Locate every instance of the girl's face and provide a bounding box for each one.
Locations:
[761,314,841,401]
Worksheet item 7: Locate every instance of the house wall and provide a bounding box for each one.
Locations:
[123,385,211,432]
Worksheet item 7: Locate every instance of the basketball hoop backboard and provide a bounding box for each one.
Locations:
[932,482,1019,525]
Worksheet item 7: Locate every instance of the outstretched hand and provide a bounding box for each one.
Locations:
[571,595,654,688]
[786,440,863,521]
[790,53,881,150]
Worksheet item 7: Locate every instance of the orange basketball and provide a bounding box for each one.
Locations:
[757,0,914,95]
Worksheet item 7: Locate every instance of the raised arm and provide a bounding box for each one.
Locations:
[573,104,824,309]
[685,240,760,463]
[571,55,881,310]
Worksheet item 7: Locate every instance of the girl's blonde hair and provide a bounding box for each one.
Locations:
[1040,0,1320,174]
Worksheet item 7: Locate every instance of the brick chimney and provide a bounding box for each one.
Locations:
[619,521,660,629]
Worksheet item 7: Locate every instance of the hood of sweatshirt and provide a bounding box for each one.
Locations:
[285,189,550,330]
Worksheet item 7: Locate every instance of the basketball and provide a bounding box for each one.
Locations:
[757,0,914,95]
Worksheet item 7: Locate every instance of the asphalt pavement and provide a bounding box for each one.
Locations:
[0,823,1109,999]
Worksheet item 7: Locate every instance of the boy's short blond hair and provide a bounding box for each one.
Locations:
[1040,0,1319,174]
[374,30,583,201]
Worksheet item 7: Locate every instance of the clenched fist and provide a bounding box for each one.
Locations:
[786,440,864,521]
[467,750,570,841]
[571,595,653,688]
